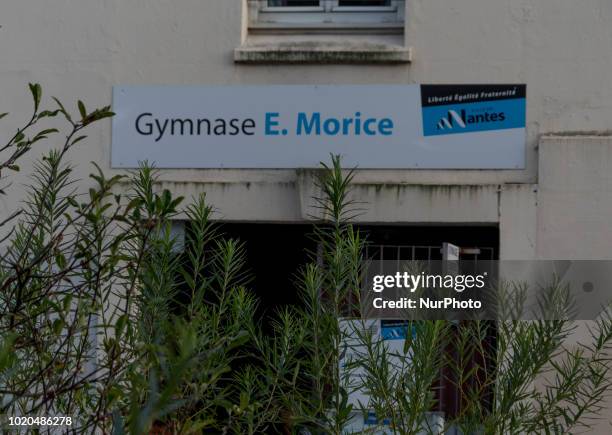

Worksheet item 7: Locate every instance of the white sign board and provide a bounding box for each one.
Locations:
[111,85,526,169]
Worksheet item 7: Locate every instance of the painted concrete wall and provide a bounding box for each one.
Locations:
[0,0,611,260]
[536,136,612,435]
[538,136,612,260]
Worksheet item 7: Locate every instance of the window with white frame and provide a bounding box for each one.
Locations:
[251,0,405,27]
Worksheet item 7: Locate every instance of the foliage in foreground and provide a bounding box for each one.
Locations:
[0,85,612,434]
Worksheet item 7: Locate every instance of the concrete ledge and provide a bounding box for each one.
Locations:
[234,43,412,64]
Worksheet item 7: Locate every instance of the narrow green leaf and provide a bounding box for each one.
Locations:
[92,110,115,121]
[37,109,60,119]
[115,314,128,339]
[78,100,87,120]
[52,96,72,123]
[0,334,17,371]
[29,83,42,111]
[71,135,88,146]
[55,253,66,269]
[36,128,59,136]
[52,318,64,334]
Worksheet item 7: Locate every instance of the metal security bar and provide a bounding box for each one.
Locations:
[363,242,497,426]
[364,244,496,262]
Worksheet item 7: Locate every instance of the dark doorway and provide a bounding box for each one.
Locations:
[218,223,317,318]
[205,222,500,422]
[217,223,499,313]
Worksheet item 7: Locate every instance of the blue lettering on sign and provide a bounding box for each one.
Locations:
[381,324,416,340]
[422,99,525,137]
[364,412,391,426]
[266,112,395,137]
[297,112,321,135]
[265,112,281,136]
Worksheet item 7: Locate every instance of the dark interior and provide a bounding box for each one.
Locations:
[218,223,499,315]
[217,223,499,419]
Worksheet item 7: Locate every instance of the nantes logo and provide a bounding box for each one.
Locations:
[421,84,526,137]
[436,109,506,131]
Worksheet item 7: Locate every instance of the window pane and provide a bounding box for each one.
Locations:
[268,0,320,6]
[338,0,391,6]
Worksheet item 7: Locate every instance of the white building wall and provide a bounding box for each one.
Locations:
[538,136,612,260]
[0,0,611,258]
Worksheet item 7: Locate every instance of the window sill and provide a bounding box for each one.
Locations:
[234,41,412,64]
